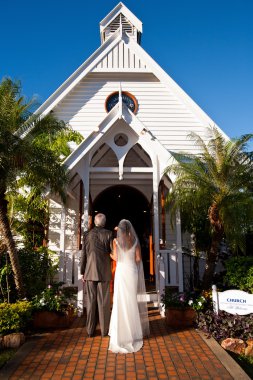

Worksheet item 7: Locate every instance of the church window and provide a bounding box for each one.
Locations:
[105,91,138,114]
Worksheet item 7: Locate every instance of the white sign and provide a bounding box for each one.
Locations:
[212,285,253,315]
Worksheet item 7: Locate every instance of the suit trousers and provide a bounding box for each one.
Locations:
[86,280,111,336]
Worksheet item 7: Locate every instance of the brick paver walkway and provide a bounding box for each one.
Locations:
[0,308,249,380]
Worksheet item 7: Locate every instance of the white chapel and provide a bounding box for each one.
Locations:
[37,3,227,313]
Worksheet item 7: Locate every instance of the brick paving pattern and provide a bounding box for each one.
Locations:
[2,308,235,380]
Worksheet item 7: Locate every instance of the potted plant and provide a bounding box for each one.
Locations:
[161,288,206,329]
[32,282,77,329]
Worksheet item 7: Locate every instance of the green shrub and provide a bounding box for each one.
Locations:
[18,247,59,299]
[0,301,33,335]
[0,247,59,302]
[224,256,253,292]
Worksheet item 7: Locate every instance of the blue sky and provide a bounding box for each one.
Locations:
[1,0,252,150]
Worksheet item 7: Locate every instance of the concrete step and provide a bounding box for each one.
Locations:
[145,292,158,302]
[137,291,158,306]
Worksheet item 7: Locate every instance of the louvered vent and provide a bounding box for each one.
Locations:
[104,13,137,42]
[110,14,133,32]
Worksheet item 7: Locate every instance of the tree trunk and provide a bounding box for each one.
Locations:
[0,192,25,299]
[202,203,224,289]
[201,241,219,289]
[193,254,200,289]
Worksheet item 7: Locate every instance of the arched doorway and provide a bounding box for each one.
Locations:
[93,185,152,280]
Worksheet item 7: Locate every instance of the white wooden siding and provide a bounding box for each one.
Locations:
[54,72,208,153]
[93,41,147,70]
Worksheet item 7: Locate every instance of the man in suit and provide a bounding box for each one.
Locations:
[81,213,113,337]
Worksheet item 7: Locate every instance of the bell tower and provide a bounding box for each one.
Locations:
[100,2,143,45]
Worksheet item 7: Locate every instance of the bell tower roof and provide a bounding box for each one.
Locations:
[100,2,142,45]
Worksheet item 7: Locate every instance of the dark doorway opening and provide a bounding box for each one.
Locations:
[93,185,152,279]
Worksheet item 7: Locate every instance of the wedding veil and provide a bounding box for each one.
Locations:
[116,219,150,337]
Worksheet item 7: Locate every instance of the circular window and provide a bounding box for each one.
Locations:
[114,133,128,146]
[105,91,138,114]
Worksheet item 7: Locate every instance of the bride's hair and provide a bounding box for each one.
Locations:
[118,219,131,234]
[117,219,137,249]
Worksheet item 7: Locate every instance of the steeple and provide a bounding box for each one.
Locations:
[100,2,142,45]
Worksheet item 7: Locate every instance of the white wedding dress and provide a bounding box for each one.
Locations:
[108,240,144,353]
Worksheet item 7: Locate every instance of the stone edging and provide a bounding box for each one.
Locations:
[0,335,45,379]
[197,330,251,380]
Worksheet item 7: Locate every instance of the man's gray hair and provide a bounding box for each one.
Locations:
[94,213,106,227]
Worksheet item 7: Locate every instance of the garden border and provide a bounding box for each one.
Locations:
[197,330,251,380]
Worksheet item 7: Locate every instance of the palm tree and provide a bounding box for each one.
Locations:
[10,126,83,250]
[165,127,253,289]
[0,78,70,298]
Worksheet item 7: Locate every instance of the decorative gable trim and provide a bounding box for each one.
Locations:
[64,103,172,173]
[93,40,148,71]
[64,104,120,170]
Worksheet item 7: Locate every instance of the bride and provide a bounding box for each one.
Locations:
[108,219,150,354]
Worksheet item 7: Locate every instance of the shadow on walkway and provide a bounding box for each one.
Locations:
[0,308,249,379]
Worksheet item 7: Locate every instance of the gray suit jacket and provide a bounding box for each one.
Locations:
[81,226,113,281]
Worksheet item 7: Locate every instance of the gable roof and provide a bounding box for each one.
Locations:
[100,2,142,43]
[35,32,223,134]
[33,4,228,144]
[34,29,123,118]
[64,102,172,172]
[100,2,142,32]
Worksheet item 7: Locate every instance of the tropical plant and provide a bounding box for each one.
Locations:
[164,127,253,289]
[0,251,12,302]
[0,77,77,298]
[161,287,207,312]
[7,190,49,249]
[161,288,190,309]
[18,247,59,300]
[32,282,77,315]
[8,128,82,249]
[224,256,253,293]
[188,294,207,311]
[0,247,58,303]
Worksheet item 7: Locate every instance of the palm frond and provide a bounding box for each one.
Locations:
[164,126,253,256]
